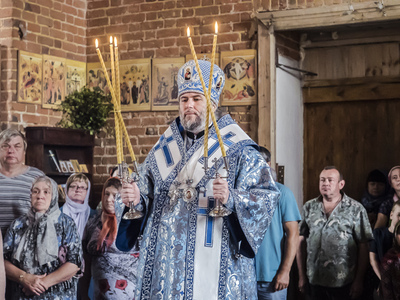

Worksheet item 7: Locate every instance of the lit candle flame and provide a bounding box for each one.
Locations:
[95,39,98,48]
[215,22,218,34]
[187,27,190,37]
[114,37,118,47]
[109,36,113,44]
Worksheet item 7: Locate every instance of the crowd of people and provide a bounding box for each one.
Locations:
[0,60,400,300]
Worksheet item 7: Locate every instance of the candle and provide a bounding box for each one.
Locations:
[186,27,227,158]
[110,36,117,106]
[95,39,123,164]
[204,22,218,160]
[114,37,121,109]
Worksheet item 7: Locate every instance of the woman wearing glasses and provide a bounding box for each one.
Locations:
[60,173,96,239]
[3,176,82,299]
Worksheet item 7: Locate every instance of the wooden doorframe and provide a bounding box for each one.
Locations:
[257,21,276,166]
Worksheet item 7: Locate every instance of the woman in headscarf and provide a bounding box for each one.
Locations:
[376,166,400,229]
[361,169,390,228]
[61,173,96,238]
[3,176,82,299]
[80,177,140,300]
[380,220,400,300]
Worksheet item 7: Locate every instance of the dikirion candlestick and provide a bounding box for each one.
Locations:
[204,22,219,162]
[186,26,227,160]
[95,38,137,168]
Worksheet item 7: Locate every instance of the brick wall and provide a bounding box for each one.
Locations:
[86,0,260,188]
[2,0,299,193]
[0,0,86,130]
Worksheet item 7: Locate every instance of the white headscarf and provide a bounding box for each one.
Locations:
[62,176,91,238]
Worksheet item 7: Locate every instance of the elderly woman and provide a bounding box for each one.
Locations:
[61,173,96,238]
[80,177,139,300]
[3,176,82,299]
[0,129,44,235]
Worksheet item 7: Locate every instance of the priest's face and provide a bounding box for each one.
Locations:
[179,92,215,134]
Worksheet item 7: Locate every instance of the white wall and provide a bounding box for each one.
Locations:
[275,55,304,209]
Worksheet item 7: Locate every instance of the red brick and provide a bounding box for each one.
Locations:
[140,2,163,11]
[21,10,36,23]
[195,6,219,16]
[106,7,126,16]
[202,0,213,5]
[155,47,180,57]
[73,17,85,27]
[158,9,181,19]
[143,49,154,57]
[165,19,176,27]
[0,8,13,18]
[176,17,201,27]
[123,0,144,4]
[88,0,109,9]
[164,1,176,9]
[145,11,157,20]
[38,35,54,47]
[234,2,252,11]
[54,39,62,48]
[62,23,79,34]
[25,3,41,13]
[54,20,62,29]
[22,114,41,124]
[176,0,201,8]
[87,9,105,19]
[62,41,78,52]
[182,8,194,17]
[40,25,49,35]
[37,16,53,28]
[123,13,145,23]
[220,4,233,13]
[121,31,144,42]
[87,27,105,36]
[215,0,238,3]
[11,102,26,112]
[36,0,53,8]
[105,24,129,34]
[53,1,62,11]
[218,32,240,43]
[73,0,86,9]
[164,38,176,47]
[27,22,40,33]
[141,20,163,30]
[145,31,156,40]
[73,35,85,44]
[232,41,252,50]
[110,0,122,6]
[156,28,181,39]
[63,14,71,25]
[41,7,50,16]
[49,48,66,58]
[127,41,141,50]
[110,16,123,25]
[141,39,162,48]
[138,136,160,145]
[50,9,65,21]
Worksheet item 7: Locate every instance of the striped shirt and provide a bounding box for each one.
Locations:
[0,166,44,236]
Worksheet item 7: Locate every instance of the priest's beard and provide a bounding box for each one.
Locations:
[180,109,207,134]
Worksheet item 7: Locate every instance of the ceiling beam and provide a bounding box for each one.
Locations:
[256,0,400,31]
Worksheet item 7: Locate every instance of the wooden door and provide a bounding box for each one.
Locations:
[304,96,400,202]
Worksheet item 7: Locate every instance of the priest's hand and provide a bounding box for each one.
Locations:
[213,176,229,204]
[120,181,140,207]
